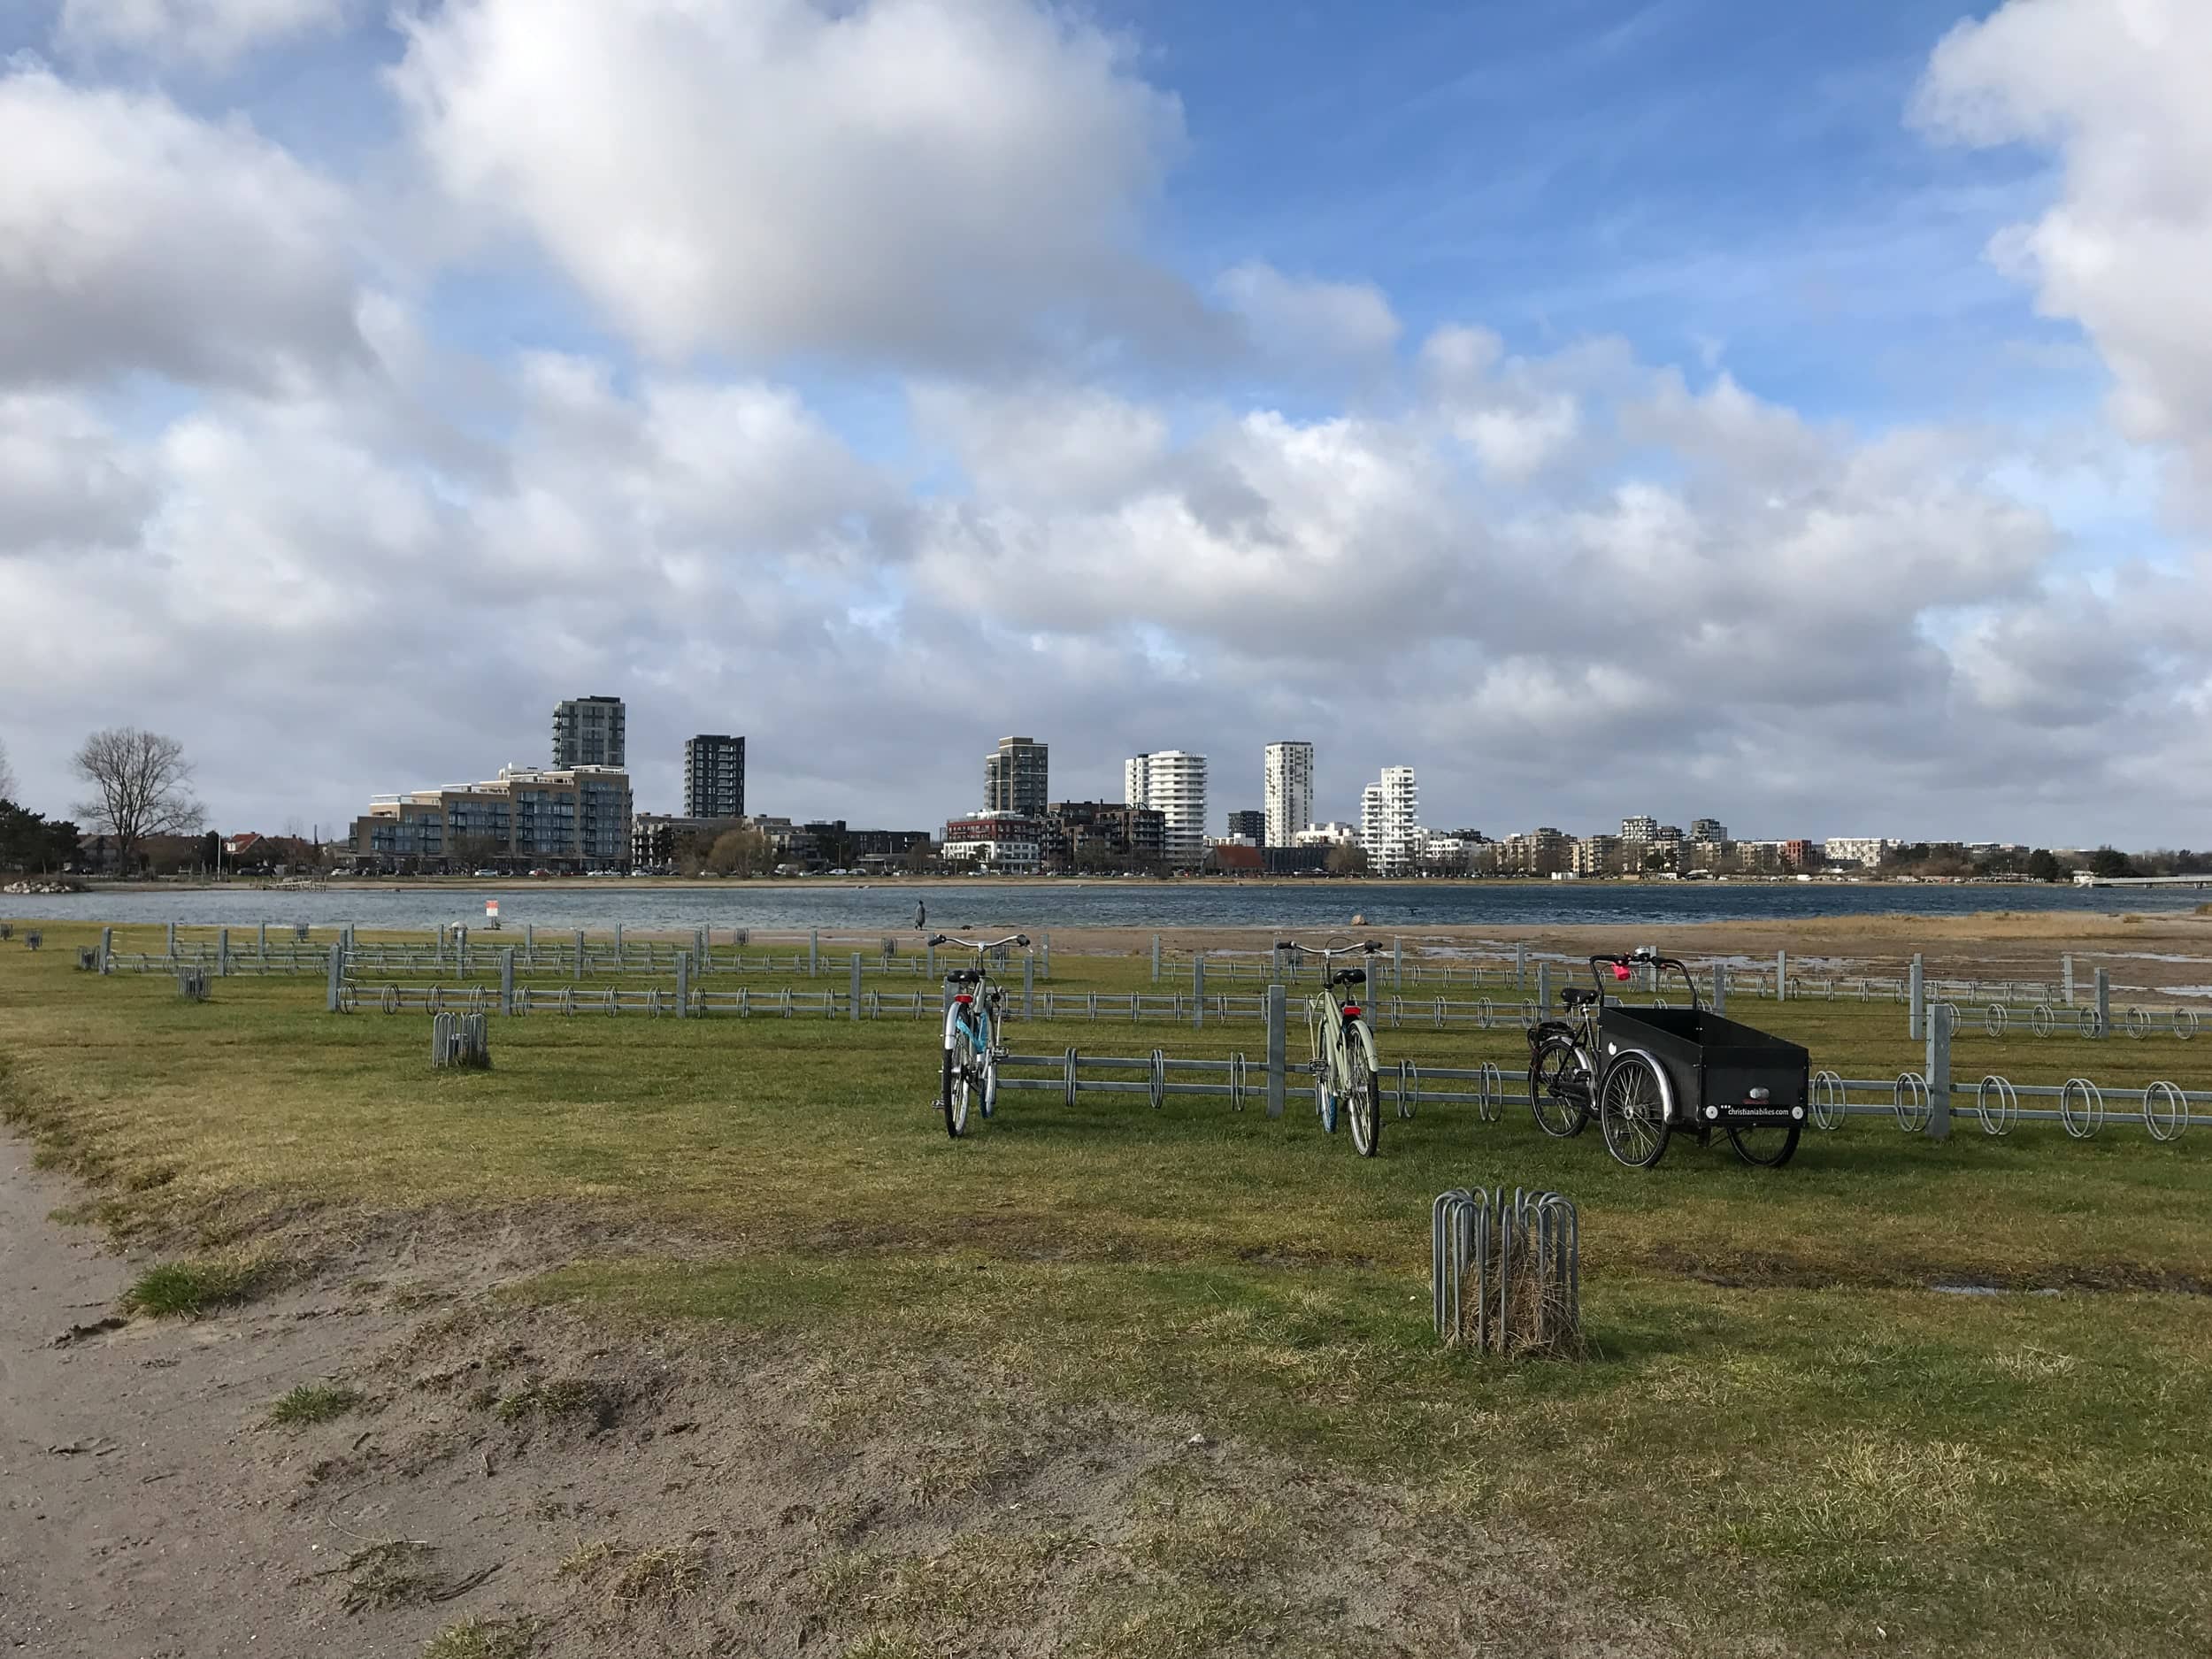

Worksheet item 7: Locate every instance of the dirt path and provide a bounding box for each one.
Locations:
[2,1139,1680,1658]
[0,1144,428,1656]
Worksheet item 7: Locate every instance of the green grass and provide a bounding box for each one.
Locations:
[4,920,2212,1655]
[422,1618,534,1659]
[267,1382,360,1425]
[120,1258,267,1318]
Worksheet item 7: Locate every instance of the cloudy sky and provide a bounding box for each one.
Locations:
[2,0,2208,846]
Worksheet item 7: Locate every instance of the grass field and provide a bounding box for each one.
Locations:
[4,921,2210,1655]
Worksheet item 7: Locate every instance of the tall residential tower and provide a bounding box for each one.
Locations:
[1360,765,1421,875]
[683,734,746,819]
[1263,741,1313,847]
[983,736,1049,817]
[1125,750,1208,868]
[552,695,626,770]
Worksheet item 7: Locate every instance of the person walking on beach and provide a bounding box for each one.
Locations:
[915,898,926,931]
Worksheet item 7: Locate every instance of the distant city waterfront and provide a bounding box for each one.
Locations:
[5,880,2208,933]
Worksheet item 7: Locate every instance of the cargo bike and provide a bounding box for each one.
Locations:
[1525,948,1810,1169]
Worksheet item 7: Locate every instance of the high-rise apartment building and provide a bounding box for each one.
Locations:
[683,734,746,819]
[1620,815,1659,842]
[1690,818,1727,843]
[1125,750,1208,867]
[1225,810,1265,842]
[1263,741,1314,848]
[984,736,1049,817]
[1360,765,1421,876]
[553,695,626,769]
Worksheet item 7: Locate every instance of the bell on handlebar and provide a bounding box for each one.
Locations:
[1611,963,1633,981]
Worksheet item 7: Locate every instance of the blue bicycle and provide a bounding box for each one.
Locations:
[931,933,1029,1137]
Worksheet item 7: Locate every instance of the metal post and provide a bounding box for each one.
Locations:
[218,928,230,977]
[696,926,708,965]
[810,929,819,977]
[1393,936,1402,991]
[851,953,863,1023]
[98,926,112,975]
[1041,933,1050,979]
[677,950,691,1018]
[1265,982,1286,1118]
[257,921,267,962]
[1515,942,1526,992]
[526,921,535,952]
[1909,954,1924,1041]
[326,941,344,1011]
[165,920,177,958]
[573,929,585,981]
[1776,949,1787,1002]
[2094,969,2110,1040]
[501,949,516,1016]
[1711,963,1726,1015]
[458,926,469,978]
[1537,960,1553,1013]
[1022,955,1033,1019]
[2062,953,2075,1006]
[1926,1002,1953,1140]
[1193,955,1205,1029]
[342,923,354,952]
[1151,934,1161,983]
[926,941,935,980]
[615,923,624,956]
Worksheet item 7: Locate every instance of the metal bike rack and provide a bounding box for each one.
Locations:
[1432,1187,1580,1356]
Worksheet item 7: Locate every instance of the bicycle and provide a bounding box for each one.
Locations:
[1277,939,1385,1156]
[931,933,1030,1138]
[1526,981,1602,1138]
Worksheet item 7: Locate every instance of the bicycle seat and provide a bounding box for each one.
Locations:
[1331,968,1367,987]
[945,969,983,986]
[1562,987,1597,1008]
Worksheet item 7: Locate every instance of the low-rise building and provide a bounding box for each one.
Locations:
[1042,801,1166,870]
[940,838,1041,873]
[1823,836,1897,869]
[352,764,632,873]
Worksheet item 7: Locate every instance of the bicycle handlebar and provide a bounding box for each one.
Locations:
[928,933,1031,951]
[1274,940,1380,957]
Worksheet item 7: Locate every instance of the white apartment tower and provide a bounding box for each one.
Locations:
[1125,750,1209,868]
[1360,765,1422,875]
[1263,741,1314,848]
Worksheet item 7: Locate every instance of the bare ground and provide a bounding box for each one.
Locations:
[1,1141,1682,1659]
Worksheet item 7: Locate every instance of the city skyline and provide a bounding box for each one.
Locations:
[3,2,2208,849]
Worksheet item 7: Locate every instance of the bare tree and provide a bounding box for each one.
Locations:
[0,735,14,803]
[73,728,204,874]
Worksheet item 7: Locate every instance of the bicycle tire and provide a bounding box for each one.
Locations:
[1598,1053,1671,1170]
[1347,1022,1383,1156]
[1725,1121,1801,1168]
[941,1020,974,1138]
[1317,1068,1339,1133]
[1526,1034,1593,1138]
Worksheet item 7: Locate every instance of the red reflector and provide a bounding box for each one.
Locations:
[953,995,973,1006]
[1611,964,1632,980]
[1342,1005,1361,1018]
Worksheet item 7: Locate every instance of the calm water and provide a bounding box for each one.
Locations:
[4,880,2206,933]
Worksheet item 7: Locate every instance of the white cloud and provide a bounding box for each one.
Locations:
[0,66,364,389]
[1219,262,1402,380]
[54,0,348,67]
[1916,0,2212,501]
[390,0,1198,366]
[910,382,1170,508]
[0,393,152,557]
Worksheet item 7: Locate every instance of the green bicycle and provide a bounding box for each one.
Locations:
[1278,939,1385,1156]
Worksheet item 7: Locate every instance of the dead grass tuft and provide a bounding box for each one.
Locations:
[421,1616,534,1659]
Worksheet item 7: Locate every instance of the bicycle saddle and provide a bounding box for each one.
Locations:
[1330,968,1367,987]
[1562,987,1597,1007]
[945,969,983,985]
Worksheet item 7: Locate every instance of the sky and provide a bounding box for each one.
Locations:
[2,0,2208,847]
